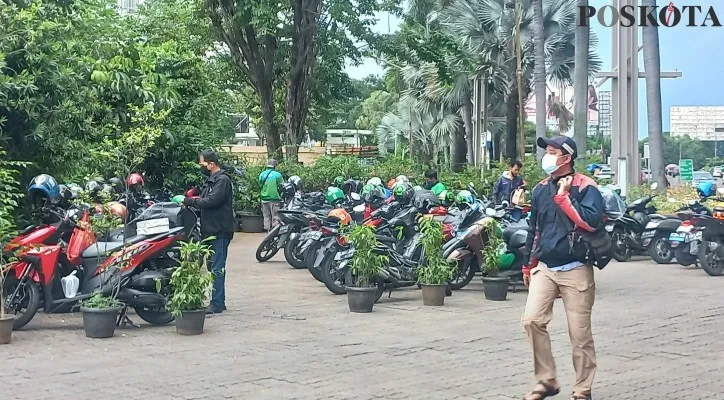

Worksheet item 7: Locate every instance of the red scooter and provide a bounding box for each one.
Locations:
[3,204,196,330]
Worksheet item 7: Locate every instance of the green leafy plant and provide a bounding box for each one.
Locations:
[81,291,122,309]
[167,238,216,316]
[416,218,457,285]
[0,151,28,319]
[345,225,386,288]
[482,219,503,276]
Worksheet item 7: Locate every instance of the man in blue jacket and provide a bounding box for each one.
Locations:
[521,136,604,400]
[492,160,525,205]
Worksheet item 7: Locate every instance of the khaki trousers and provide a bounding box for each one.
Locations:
[522,265,597,394]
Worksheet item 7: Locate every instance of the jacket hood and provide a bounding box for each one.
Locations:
[501,171,515,180]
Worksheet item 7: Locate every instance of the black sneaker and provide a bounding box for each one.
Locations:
[206,305,223,314]
[222,305,227,311]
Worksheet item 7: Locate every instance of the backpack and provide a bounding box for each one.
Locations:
[547,180,613,270]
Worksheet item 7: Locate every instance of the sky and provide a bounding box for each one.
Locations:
[344,0,724,139]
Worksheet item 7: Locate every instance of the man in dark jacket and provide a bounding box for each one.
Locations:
[492,159,525,204]
[184,149,234,314]
[521,136,604,400]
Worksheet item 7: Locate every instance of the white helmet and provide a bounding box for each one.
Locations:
[395,175,409,184]
[367,177,382,187]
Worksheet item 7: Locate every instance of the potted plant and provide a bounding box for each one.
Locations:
[235,189,264,233]
[481,219,510,301]
[345,224,386,313]
[80,292,123,338]
[416,218,456,306]
[168,238,215,335]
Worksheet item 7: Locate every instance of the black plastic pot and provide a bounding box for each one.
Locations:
[420,284,446,306]
[239,214,264,233]
[175,309,207,335]
[81,306,122,339]
[482,276,510,301]
[0,316,14,345]
[347,287,378,313]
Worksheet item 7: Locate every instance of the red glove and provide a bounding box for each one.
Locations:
[522,265,533,278]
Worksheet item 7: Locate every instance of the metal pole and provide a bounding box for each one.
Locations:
[515,0,525,162]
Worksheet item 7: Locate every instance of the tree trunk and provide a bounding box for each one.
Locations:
[505,91,518,161]
[284,0,322,163]
[642,0,665,191]
[451,121,467,172]
[259,85,283,160]
[573,0,589,155]
[461,96,474,166]
[532,0,546,160]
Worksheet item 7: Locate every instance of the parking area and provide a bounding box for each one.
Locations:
[3,233,724,400]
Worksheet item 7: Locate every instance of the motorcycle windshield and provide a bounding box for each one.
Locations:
[600,186,627,219]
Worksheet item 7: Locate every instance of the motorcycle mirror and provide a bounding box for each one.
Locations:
[650,182,658,190]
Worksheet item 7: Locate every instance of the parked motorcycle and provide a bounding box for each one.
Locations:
[695,207,724,276]
[667,200,711,267]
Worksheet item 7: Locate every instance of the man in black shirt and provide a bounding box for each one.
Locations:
[184,149,234,314]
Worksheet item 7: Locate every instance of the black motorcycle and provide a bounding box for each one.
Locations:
[666,200,711,267]
[695,207,724,276]
[606,194,679,263]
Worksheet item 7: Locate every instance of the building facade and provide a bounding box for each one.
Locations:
[670,106,724,140]
[118,0,142,13]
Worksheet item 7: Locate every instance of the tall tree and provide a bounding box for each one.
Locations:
[573,0,589,154]
[642,0,665,190]
[532,0,546,160]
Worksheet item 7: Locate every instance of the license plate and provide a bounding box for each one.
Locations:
[301,231,322,241]
[334,249,354,260]
[669,233,685,242]
[641,231,655,239]
[695,231,703,241]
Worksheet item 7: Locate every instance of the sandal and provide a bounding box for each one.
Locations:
[523,381,560,400]
[570,394,592,400]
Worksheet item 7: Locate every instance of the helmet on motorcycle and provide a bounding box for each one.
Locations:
[27,174,60,206]
[126,173,145,190]
[288,175,304,191]
[171,195,185,205]
[438,190,455,207]
[393,183,415,204]
[342,179,359,195]
[108,202,128,221]
[395,175,409,185]
[362,185,386,207]
[456,190,475,207]
[697,180,715,198]
[107,177,125,194]
[333,176,345,187]
[366,177,382,187]
[280,182,296,202]
[67,183,83,198]
[412,189,441,211]
[326,186,345,205]
[327,208,352,226]
[57,184,74,207]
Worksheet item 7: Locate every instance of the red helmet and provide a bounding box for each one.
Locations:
[126,173,144,187]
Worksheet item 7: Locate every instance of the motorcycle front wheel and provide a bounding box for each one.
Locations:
[3,279,41,330]
[449,257,477,290]
[648,234,674,264]
[611,228,632,262]
[320,254,352,295]
[255,233,280,262]
[283,235,307,269]
[304,243,324,282]
[698,241,724,276]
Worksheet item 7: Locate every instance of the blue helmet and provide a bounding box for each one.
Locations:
[586,164,601,174]
[27,174,60,204]
[697,181,715,197]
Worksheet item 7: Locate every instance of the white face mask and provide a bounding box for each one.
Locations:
[542,154,562,175]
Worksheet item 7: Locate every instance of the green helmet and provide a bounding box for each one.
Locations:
[333,176,345,187]
[171,195,185,205]
[456,190,474,205]
[438,190,454,206]
[326,186,345,204]
[361,183,375,196]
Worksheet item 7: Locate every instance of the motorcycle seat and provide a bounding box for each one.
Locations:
[649,214,676,220]
[81,235,147,259]
[502,225,528,243]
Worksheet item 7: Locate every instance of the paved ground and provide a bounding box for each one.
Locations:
[3,233,724,400]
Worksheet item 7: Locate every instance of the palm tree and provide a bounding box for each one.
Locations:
[573,0,589,155]
[642,0,665,190]
[532,0,546,160]
[440,0,601,160]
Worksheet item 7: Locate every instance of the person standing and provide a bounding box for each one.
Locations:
[521,136,604,400]
[423,169,446,195]
[184,149,234,314]
[259,159,283,231]
[492,160,525,204]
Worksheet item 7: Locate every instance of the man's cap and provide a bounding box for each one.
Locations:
[267,159,277,168]
[537,136,577,159]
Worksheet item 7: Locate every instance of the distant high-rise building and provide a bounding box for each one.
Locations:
[670,106,724,141]
[118,0,142,13]
[597,91,611,137]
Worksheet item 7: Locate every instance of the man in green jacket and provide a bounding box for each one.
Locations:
[258,159,283,231]
[423,169,446,196]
